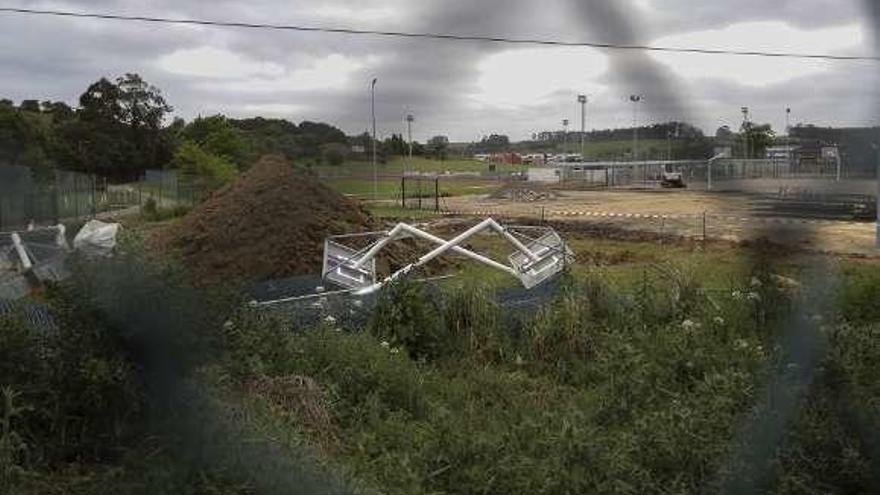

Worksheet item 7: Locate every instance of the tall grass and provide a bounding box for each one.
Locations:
[5,251,880,493]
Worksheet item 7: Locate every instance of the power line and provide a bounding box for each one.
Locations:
[1,6,878,62]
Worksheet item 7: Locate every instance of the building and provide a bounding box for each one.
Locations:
[765,145,796,160]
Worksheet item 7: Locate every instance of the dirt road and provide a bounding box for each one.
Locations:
[442,189,880,256]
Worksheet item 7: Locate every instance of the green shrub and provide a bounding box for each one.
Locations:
[840,268,880,324]
[368,281,446,361]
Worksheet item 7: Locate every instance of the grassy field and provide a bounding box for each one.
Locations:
[316,157,502,177]
[324,176,500,200]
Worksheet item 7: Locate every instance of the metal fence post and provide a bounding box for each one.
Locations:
[401,176,406,209]
[435,177,439,212]
[702,211,707,241]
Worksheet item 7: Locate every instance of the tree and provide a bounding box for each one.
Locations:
[741,123,775,158]
[478,134,509,152]
[73,74,174,179]
[427,135,449,160]
[19,100,41,113]
[182,115,250,169]
[384,133,408,156]
[320,142,349,166]
[175,140,237,190]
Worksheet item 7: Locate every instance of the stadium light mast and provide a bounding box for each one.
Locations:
[562,118,570,162]
[630,95,643,162]
[578,94,588,162]
[371,78,378,200]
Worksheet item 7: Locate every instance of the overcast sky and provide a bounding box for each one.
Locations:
[0,0,878,141]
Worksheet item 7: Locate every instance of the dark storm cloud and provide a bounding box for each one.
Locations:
[0,0,874,141]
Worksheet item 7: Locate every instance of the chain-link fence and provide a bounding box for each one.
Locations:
[0,165,211,230]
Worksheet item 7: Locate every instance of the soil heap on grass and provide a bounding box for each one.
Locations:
[157,156,376,285]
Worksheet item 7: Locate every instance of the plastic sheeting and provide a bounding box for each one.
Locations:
[73,220,120,257]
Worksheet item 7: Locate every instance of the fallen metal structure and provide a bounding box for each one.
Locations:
[322,218,574,295]
[0,224,70,299]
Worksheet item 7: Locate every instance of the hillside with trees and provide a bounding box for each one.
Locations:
[0,73,356,185]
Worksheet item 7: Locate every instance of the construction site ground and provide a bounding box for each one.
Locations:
[439,187,879,256]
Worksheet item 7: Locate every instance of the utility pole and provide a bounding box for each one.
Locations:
[741,106,750,159]
[578,94,588,162]
[371,78,378,200]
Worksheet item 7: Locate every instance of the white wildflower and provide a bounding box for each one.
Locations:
[734,339,750,350]
[390,348,400,355]
[713,316,725,326]
[732,290,743,300]
[223,320,235,330]
[324,315,337,324]
[681,319,696,330]
[380,341,390,348]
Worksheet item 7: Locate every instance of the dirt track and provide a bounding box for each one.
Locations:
[443,189,880,256]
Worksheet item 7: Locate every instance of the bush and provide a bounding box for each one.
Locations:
[320,142,349,166]
[368,281,446,361]
[174,140,238,190]
[840,268,880,324]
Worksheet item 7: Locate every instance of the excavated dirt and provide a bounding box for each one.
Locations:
[154,156,444,286]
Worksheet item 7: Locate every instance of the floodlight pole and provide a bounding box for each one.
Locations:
[631,95,643,162]
[578,94,587,161]
[564,119,569,155]
[371,78,378,200]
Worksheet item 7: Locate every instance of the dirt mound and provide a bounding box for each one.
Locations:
[156,156,376,284]
[490,182,562,202]
[155,156,450,286]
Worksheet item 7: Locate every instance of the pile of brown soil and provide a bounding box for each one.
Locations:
[155,156,375,284]
[154,155,451,286]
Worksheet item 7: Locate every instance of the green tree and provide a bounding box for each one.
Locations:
[182,115,251,169]
[741,123,775,158]
[174,140,237,189]
[428,135,449,160]
[72,74,173,179]
[320,142,349,166]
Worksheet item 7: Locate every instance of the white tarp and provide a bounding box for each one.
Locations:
[73,220,120,257]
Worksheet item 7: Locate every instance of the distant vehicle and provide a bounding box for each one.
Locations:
[660,163,686,188]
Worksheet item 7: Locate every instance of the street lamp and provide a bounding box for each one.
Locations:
[371,78,378,200]
[630,95,643,162]
[578,94,588,162]
[741,106,750,159]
